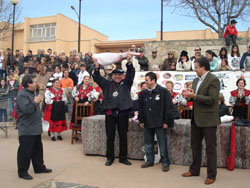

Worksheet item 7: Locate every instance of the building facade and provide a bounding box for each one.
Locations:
[1,14,249,55]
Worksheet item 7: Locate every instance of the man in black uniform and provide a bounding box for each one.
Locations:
[138,72,174,172]
[93,55,135,166]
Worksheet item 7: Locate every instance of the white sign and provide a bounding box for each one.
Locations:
[131,71,250,106]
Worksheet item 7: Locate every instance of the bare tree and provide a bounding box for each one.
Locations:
[0,0,22,41]
[164,0,250,38]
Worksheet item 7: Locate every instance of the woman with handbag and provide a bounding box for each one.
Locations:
[44,79,68,141]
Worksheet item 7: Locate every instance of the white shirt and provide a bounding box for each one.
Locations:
[228,55,241,70]
[195,71,209,94]
[77,70,90,85]
[53,72,63,81]
[0,56,4,69]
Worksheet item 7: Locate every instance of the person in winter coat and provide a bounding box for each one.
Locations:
[7,74,19,117]
[136,48,149,71]
[93,55,135,167]
[0,79,9,122]
[224,19,238,48]
[161,51,177,71]
[138,72,174,172]
[176,50,191,71]
[240,45,250,71]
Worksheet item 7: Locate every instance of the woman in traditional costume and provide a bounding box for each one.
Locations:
[70,76,94,130]
[229,78,250,120]
[44,79,67,141]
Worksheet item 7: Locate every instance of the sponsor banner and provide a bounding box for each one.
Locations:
[131,71,250,105]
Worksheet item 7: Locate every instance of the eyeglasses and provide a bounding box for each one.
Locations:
[194,49,200,51]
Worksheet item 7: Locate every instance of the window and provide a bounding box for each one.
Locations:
[29,23,56,42]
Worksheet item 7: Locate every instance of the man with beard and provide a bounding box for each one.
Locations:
[16,74,52,180]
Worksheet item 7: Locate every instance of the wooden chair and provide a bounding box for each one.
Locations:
[71,102,94,144]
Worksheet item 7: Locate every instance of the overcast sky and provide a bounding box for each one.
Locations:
[18,0,250,40]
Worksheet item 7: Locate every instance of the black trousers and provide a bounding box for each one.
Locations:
[189,121,217,180]
[17,135,46,176]
[105,115,129,161]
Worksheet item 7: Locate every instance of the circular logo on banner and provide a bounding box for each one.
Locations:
[137,74,145,81]
[174,74,183,81]
[185,75,196,80]
[162,80,168,85]
[174,83,182,90]
[163,73,171,79]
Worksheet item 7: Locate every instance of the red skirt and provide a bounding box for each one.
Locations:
[44,105,52,124]
[48,120,67,133]
[44,104,67,133]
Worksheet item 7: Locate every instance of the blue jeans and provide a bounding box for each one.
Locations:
[0,69,4,80]
[225,35,237,47]
[0,109,7,122]
[8,97,15,116]
[67,102,73,120]
[144,127,170,167]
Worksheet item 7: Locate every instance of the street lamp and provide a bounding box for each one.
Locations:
[160,0,163,41]
[10,0,19,67]
[71,0,82,53]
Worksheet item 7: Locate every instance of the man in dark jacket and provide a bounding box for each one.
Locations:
[138,72,174,172]
[16,74,52,180]
[93,55,135,166]
[240,45,250,71]
[136,48,149,71]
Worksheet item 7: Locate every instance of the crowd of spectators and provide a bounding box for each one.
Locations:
[0,37,249,124]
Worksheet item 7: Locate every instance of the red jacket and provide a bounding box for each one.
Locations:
[224,25,238,38]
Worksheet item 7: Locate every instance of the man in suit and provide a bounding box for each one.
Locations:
[182,57,220,185]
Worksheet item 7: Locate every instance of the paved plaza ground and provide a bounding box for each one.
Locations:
[0,124,249,188]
